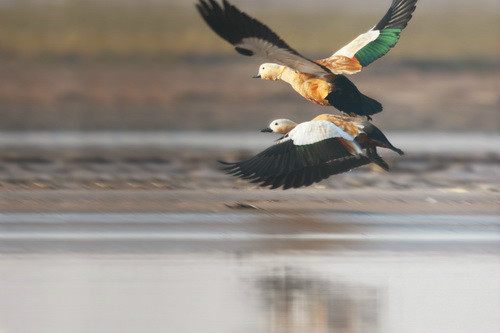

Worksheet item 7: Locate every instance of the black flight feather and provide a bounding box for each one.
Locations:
[374,0,418,31]
[249,155,372,190]
[196,0,330,73]
[220,137,354,180]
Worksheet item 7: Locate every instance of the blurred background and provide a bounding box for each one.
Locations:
[0,0,499,332]
[0,0,498,132]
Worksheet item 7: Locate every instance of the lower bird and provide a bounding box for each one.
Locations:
[221,114,403,189]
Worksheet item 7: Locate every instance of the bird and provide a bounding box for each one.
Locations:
[196,0,417,119]
[220,114,404,189]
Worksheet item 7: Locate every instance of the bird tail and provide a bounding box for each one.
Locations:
[326,75,383,117]
[359,93,383,117]
[363,123,405,155]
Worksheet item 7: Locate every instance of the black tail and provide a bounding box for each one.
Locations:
[325,75,383,117]
[359,93,383,117]
[363,123,404,155]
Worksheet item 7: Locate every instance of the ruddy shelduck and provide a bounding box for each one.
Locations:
[221,114,403,189]
[197,0,417,119]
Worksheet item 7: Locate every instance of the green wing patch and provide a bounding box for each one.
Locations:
[354,29,402,67]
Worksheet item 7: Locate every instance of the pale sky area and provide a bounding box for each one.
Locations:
[5,0,500,13]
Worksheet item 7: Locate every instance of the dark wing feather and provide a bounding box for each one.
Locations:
[248,155,372,190]
[196,0,330,75]
[221,137,354,181]
[353,0,418,67]
[374,0,418,31]
[330,0,417,69]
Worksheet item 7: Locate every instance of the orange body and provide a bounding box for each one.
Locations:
[265,56,365,108]
[279,56,361,106]
[279,67,334,106]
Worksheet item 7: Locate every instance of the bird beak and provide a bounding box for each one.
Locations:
[252,74,261,79]
[260,128,272,133]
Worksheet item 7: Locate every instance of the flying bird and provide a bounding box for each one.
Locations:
[221,114,404,189]
[196,0,417,119]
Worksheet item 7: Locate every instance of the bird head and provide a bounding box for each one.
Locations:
[253,63,284,80]
[261,119,298,135]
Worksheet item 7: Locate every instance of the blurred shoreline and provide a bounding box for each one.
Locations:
[0,0,498,132]
[0,62,499,132]
[1,131,498,213]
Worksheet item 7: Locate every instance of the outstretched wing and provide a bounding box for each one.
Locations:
[196,0,330,75]
[249,155,372,190]
[318,0,418,74]
[220,121,363,185]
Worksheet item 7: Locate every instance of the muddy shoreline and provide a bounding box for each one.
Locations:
[0,131,497,216]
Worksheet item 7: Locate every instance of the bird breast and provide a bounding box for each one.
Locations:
[279,68,336,106]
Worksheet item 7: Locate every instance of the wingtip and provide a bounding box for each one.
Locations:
[217,160,239,173]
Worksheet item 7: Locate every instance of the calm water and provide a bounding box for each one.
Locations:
[1,213,499,333]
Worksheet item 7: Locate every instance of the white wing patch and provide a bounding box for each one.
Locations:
[236,37,329,75]
[287,121,362,154]
[332,30,380,58]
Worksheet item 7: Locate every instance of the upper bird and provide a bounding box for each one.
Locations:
[196,0,417,119]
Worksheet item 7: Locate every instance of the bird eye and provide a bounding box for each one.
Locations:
[275,122,278,125]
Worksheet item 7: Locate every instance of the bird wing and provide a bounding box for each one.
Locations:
[249,155,372,189]
[220,120,363,183]
[196,0,330,75]
[317,0,418,74]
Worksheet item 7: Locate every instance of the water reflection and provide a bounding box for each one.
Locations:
[257,266,379,333]
[0,212,499,333]
[0,251,499,333]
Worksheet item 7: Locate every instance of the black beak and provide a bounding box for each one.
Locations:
[252,74,261,78]
[260,128,272,133]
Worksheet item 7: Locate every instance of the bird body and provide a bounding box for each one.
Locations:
[197,0,418,117]
[311,114,405,165]
[267,65,332,106]
[258,64,382,116]
[221,115,403,189]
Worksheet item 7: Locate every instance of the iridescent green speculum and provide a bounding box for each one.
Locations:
[355,28,402,67]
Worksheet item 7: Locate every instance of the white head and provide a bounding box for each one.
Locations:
[261,119,298,135]
[253,63,284,80]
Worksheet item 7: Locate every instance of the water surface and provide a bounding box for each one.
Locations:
[1,212,499,333]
